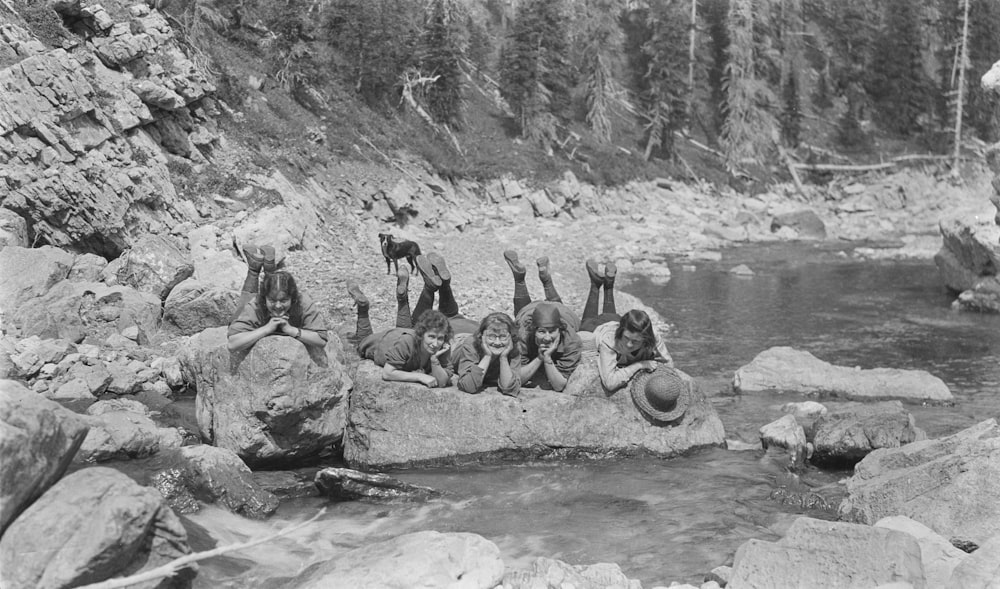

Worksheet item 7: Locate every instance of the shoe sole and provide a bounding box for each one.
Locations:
[503,250,525,275]
[605,261,617,282]
[347,281,369,307]
[415,255,442,288]
[243,244,264,271]
[396,268,410,296]
[586,259,603,285]
[427,253,450,282]
[261,245,277,273]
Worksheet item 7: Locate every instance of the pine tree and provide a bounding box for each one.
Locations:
[866,0,932,135]
[499,0,572,147]
[638,2,690,160]
[781,66,802,146]
[418,0,465,126]
[721,0,778,169]
[573,0,626,143]
[937,0,1000,142]
[325,0,421,108]
[702,0,730,142]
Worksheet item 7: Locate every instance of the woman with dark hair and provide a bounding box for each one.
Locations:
[502,250,582,392]
[349,258,456,388]
[580,259,674,393]
[227,267,329,353]
[450,312,521,396]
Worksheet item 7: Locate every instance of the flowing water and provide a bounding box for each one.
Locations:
[185,243,1000,588]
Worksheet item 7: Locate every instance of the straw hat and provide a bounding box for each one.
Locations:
[629,365,692,423]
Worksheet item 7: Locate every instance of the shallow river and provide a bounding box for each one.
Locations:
[185,243,1000,588]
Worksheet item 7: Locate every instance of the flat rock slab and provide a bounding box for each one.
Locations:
[733,347,953,402]
[344,357,725,469]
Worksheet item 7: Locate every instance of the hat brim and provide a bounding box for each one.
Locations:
[629,365,692,423]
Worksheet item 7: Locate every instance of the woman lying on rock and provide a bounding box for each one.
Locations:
[227,245,329,353]
[580,259,674,393]
[503,250,582,391]
[349,253,466,388]
[450,312,522,397]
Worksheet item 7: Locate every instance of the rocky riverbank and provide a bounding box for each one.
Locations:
[4,3,1000,588]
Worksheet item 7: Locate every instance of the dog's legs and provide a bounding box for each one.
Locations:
[407,256,417,274]
[385,258,392,275]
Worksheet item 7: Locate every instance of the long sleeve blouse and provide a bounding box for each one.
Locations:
[593,321,673,392]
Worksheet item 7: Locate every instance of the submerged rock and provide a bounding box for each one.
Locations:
[187,328,350,468]
[315,467,440,502]
[285,531,503,589]
[344,357,725,469]
[839,419,1000,547]
[0,467,195,589]
[733,347,953,403]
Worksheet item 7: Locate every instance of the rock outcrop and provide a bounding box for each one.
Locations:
[75,401,184,463]
[733,347,953,402]
[0,10,215,257]
[284,531,504,589]
[187,328,350,467]
[0,466,195,589]
[839,419,1000,546]
[0,379,88,535]
[345,358,725,469]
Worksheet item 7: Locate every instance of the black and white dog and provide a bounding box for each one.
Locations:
[378,233,421,275]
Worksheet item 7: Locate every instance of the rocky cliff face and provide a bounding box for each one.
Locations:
[0,3,217,257]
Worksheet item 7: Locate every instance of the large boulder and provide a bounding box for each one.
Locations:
[733,347,953,403]
[727,517,925,589]
[839,419,1000,546]
[162,277,239,335]
[118,444,279,518]
[0,467,195,589]
[11,280,161,343]
[284,531,504,589]
[344,358,725,469]
[190,330,350,467]
[770,209,826,239]
[811,401,924,466]
[0,379,88,535]
[115,234,194,300]
[935,217,1000,293]
[0,207,29,248]
[0,245,73,312]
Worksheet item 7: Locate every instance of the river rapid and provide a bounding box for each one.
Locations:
[184,243,1000,588]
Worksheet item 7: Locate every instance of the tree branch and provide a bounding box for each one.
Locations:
[76,508,328,589]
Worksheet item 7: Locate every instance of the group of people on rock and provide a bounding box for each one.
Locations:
[226,241,681,414]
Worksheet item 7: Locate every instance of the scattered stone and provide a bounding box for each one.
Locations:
[0,208,28,248]
[252,470,319,500]
[946,534,1000,589]
[162,277,239,335]
[315,467,441,502]
[705,565,732,587]
[733,347,953,403]
[76,409,183,463]
[67,253,108,282]
[874,516,965,588]
[0,246,74,312]
[759,414,807,453]
[730,264,754,276]
[780,401,827,421]
[770,209,827,240]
